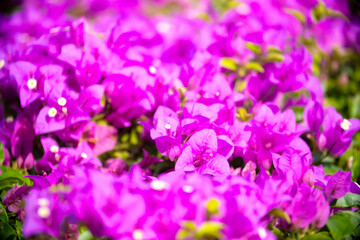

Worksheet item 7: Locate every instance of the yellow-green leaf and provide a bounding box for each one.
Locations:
[264,52,285,63]
[245,62,264,73]
[220,57,238,71]
[195,221,223,239]
[267,208,291,224]
[245,42,262,54]
[284,8,306,24]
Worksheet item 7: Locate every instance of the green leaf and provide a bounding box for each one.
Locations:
[326,213,355,240]
[340,211,360,236]
[245,42,261,55]
[335,192,360,208]
[195,221,223,240]
[197,13,211,22]
[351,150,360,181]
[301,232,332,240]
[220,57,238,71]
[312,1,348,22]
[272,228,285,239]
[245,62,264,73]
[237,108,252,122]
[211,0,240,14]
[292,106,304,123]
[264,52,284,63]
[181,221,196,232]
[130,128,139,145]
[176,221,196,240]
[323,163,340,175]
[0,166,32,188]
[206,198,220,216]
[267,208,291,224]
[0,222,17,240]
[176,230,190,240]
[0,143,4,166]
[349,94,360,118]
[0,203,9,223]
[267,46,283,54]
[284,8,306,24]
[14,220,24,240]
[78,230,94,240]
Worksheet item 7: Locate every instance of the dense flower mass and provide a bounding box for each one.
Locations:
[0,0,360,239]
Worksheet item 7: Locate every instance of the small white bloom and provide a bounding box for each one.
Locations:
[149,66,157,74]
[27,78,37,90]
[258,227,267,239]
[132,229,143,240]
[182,185,194,193]
[6,116,14,123]
[0,59,5,69]
[50,145,59,153]
[62,107,68,115]
[340,119,351,131]
[151,180,167,191]
[48,107,57,117]
[57,97,67,106]
[37,206,50,218]
[156,22,171,34]
[37,198,49,207]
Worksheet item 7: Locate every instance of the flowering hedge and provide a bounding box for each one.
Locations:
[0,0,360,239]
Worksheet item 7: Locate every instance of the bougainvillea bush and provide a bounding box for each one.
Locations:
[0,0,360,239]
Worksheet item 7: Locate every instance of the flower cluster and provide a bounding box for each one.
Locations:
[0,0,359,239]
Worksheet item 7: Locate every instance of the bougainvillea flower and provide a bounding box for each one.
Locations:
[273,148,307,184]
[9,62,66,108]
[322,107,360,155]
[303,100,324,132]
[23,189,72,238]
[81,121,118,156]
[104,74,153,128]
[2,184,31,221]
[324,169,352,200]
[175,129,230,175]
[150,106,182,160]
[34,89,90,134]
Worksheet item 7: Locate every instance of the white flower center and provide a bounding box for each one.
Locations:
[48,107,57,117]
[165,123,171,130]
[38,198,49,207]
[37,206,50,218]
[151,180,167,191]
[156,22,171,33]
[340,119,351,131]
[265,142,272,149]
[57,97,67,106]
[0,59,5,69]
[6,116,13,123]
[258,227,267,239]
[37,198,50,218]
[149,66,157,74]
[62,107,68,115]
[50,145,59,153]
[27,78,37,90]
[81,152,88,159]
[182,185,194,193]
[132,229,143,240]
[215,91,220,97]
